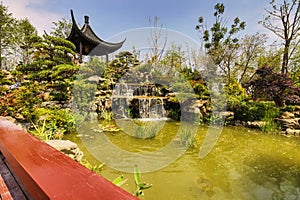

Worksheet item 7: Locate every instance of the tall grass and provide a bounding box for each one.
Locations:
[261,106,280,133]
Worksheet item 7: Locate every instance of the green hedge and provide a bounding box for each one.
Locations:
[230,100,280,122]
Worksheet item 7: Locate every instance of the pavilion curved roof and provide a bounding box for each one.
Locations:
[66,10,125,56]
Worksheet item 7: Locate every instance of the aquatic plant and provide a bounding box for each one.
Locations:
[100,110,113,121]
[112,175,128,187]
[133,120,160,139]
[133,165,152,197]
[79,159,104,173]
[178,127,196,147]
[98,122,121,132]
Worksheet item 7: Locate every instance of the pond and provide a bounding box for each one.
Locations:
[65,120,300,200]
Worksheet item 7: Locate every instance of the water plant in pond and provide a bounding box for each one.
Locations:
[177,127,196,147]
[133,165,152,197]
[112,175,128,187]
[98,121,121,132]
[132,120,160,139]
[100,110,113,121]
[79,159,104,173]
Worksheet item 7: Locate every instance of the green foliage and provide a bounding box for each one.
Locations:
[183,67,210,100]
[32,108,76,134]
[50,18,72,39]
[196,2,246,51]
[225,79,245,97]
[85,56,106,76]
[0,70,12,86]
[133,165,152,197]
[71,56,106,118]
[79,159,104,173]
[0,2,17,69]
[72,80,97,116]
[98,121,121,132]
[16,18,37,65]
[0,83,42,119]
[51,64,78,80]
[195,3,246,83]
[256,48,282,71]
[30,117,64,140]
[233,100,279,122]
[132,120,160,139]
[178,127,196,147]
[225,79,246,111]
[112,175,128,187]
[192,83,210,99]
[15,34,78,101]
[261,106,281,133]
[168,108,181,120]
[281,105,300,112]
[104,51,140,84]
[160,44,186,69]
[99,111,113,121]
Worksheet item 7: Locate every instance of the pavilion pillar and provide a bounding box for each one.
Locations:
[79,42,83,63]
[106,54,109,67]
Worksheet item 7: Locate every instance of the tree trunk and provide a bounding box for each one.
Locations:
[274,96,285,107]
[0,25,2,69]
[281,40,290,74]
[0,45,2,69]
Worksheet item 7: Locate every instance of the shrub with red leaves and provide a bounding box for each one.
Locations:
[247,67,300,107]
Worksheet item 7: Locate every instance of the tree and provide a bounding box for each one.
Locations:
[256,47,282,71]
[290,45,300,86]
[248,66,300,107]
[104,51,140,83]
[236,33,267,84]
[147,16,167,65]
[195,3,246,83]
[50,18,72,39]
[0,3,17,69]
[16,18,37,65]
[160,44,186,69]
[15,35,78,101]
[260,0,300,74]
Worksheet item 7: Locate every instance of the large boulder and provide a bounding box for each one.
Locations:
[46,140,83,162]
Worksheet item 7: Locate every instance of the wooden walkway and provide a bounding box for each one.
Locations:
[0,153,27,200]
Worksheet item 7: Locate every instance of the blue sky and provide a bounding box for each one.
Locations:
[2,0,271,43]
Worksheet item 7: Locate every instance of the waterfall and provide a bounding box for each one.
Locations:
[113,83,167,120]
[138,97,166,119]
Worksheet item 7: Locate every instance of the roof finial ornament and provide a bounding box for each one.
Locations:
[84,16,89,24]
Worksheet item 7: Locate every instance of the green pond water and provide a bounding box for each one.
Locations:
[65,120,300,200]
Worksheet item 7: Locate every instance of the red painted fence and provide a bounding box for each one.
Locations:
[0,118,137,200]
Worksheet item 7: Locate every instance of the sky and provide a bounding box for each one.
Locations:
[2,0,272,44]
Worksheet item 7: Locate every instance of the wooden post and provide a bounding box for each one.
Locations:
[79,42,83,63]
[106,54,109,67]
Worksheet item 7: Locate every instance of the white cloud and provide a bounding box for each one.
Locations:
[2,0,63,35]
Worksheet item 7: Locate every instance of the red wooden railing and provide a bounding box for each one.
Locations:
[0,118,137,200]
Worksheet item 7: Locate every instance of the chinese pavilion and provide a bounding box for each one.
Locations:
[67,10,125,62]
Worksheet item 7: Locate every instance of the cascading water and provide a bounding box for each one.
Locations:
[112,83,167,120]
